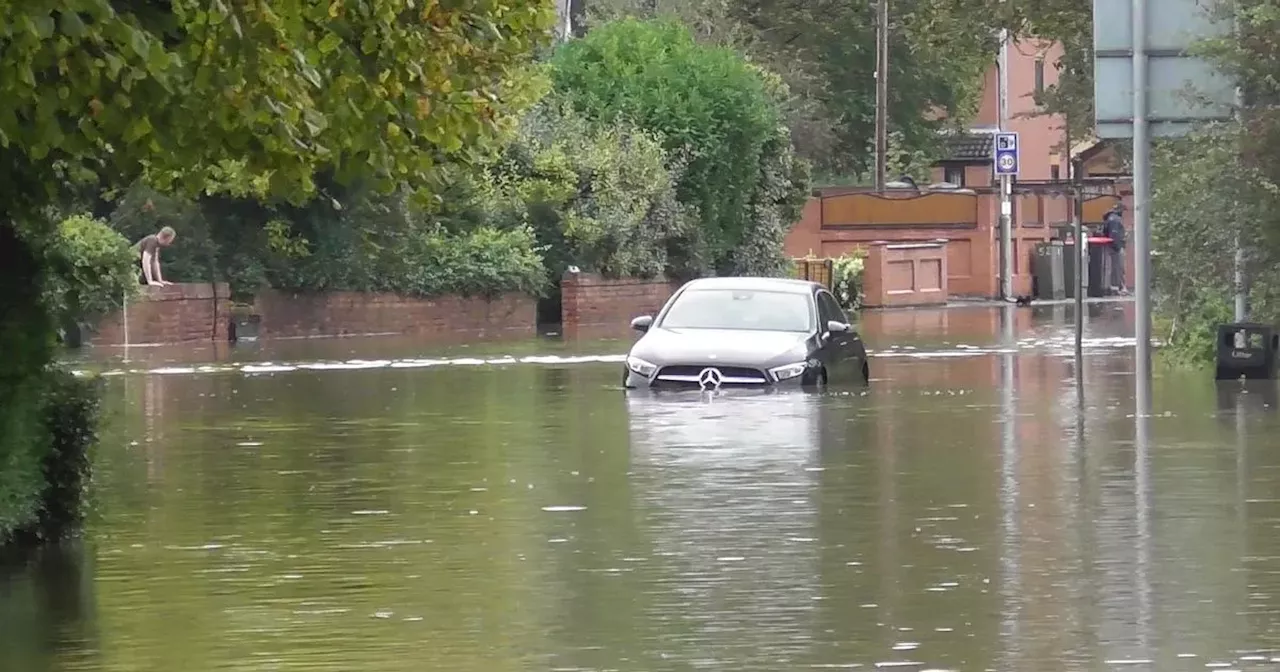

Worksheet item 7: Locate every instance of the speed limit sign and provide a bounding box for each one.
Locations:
[993,132,1019,176]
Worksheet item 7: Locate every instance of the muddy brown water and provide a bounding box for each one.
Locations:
[5,301,1280,671]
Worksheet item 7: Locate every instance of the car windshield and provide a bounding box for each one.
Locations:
[658,288,814,332]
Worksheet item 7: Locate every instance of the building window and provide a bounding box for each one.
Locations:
[1050,165,1060,180]
[1034,58,1045,97]
[944,165,965,186]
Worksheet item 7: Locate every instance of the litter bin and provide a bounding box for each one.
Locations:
[1215,322,1279,380]
[1086,236,1113,297]
[1062,240,1090,299]
[1032,241,1065,300]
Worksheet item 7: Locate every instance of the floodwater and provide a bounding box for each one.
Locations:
[5,301,1280,671]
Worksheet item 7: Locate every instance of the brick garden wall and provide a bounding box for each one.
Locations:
[90,283,231,346]
[253,289,537,341]
[560,272,683,339]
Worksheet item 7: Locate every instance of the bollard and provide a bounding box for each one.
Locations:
[229,313,262,342]
[1214,322,1279,380]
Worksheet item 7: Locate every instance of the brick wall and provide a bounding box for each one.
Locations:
[560,272,683,339]
[253,289,536,341]
[90,283,231,346]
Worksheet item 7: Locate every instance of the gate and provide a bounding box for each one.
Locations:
[792,258,834,289]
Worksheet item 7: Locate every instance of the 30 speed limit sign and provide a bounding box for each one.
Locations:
[993,132,1019,176]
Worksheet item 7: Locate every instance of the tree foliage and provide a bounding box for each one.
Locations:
[548,18,809,273]
[0,0,555,209]
[489,101,702,281]
[579,0,996,179]
[1152,0,1280,365]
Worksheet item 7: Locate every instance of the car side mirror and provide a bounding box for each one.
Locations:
[826,320,850,334]
[631,315,654,332]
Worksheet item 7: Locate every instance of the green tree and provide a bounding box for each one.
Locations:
[490,100,701,282]
[549,18,808,274]
[0,0,555,544]
[1151,0,1280,364]
[579,0,997,180]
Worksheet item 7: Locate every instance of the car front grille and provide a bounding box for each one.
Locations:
[654,365,769,387]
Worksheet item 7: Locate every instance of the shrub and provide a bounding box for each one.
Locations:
[493,101,702,281]
[832,251,867,311]
[41,215,139,331]
[264,188,549,299]
[550,18,808,274]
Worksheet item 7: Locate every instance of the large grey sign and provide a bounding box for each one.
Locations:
[1093,0,1235,138]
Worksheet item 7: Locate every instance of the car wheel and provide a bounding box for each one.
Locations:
[801,367,827,388]
[861,360,870,383]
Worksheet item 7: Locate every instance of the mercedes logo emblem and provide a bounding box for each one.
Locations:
[697,367,723,390]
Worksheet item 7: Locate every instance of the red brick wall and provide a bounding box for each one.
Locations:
[90,283,231,346]
[253,289,536,341]
[560,272,683,339]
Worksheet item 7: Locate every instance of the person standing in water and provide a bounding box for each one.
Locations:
[134,226,176,286]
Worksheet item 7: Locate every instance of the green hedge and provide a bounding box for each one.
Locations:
[0,369,101,549]
[42,214,139,331]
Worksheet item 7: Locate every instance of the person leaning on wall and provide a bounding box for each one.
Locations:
[133,226,176,287]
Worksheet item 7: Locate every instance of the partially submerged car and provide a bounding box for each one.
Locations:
[623,277,869,391]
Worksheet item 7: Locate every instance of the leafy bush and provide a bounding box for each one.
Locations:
[492,101,702,281]
[832,251,867,311]
[41,215,139,330]
[550,18,809,274]
[263,188,549,299]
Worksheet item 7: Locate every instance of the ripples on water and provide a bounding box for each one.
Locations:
[5,308,1280,671]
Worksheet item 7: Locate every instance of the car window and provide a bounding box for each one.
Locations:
[817,291,847,325]
[659,289,815,332]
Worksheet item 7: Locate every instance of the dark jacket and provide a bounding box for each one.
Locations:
[1103,210,1125,249]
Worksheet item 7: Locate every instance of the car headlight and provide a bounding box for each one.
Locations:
[769,361,808,381]
[626,356,657,377]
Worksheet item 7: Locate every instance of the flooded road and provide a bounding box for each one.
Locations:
[5,302,1280,671]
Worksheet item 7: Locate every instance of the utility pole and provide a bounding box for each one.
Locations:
[998,29,1013,300]
[1132,0,1152,393]
[874,0,889,191]
[1232,24,1247,322]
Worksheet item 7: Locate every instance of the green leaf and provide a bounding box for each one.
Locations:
[128,26,149,59]
[124,116,153,142]
[317,33,343,55]
[33,14,55,39]
[59,12,86,38]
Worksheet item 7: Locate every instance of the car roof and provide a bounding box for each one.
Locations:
[678,276,821,295]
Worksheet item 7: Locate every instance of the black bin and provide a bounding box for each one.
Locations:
[1062,241,1090,299]
[1086,239,1112,297]
[1032,241,1065,300]
[1215,322,1279,380]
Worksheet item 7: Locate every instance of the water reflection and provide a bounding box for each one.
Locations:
[9,305,1280,670]
[0,542,99,672]
[623,392,822,668]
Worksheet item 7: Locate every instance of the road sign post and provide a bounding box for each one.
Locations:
[993,132,1019,177]
[1092,0,1235,402]
[994,132,1018,300]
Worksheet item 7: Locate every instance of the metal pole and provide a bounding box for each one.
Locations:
[1233,80,1247,322]
[1074,159,1085,368]
[874,0,889,191]
[998,29,1013,301]
[1234,234,1247,321]
[1132,0,1152,386]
